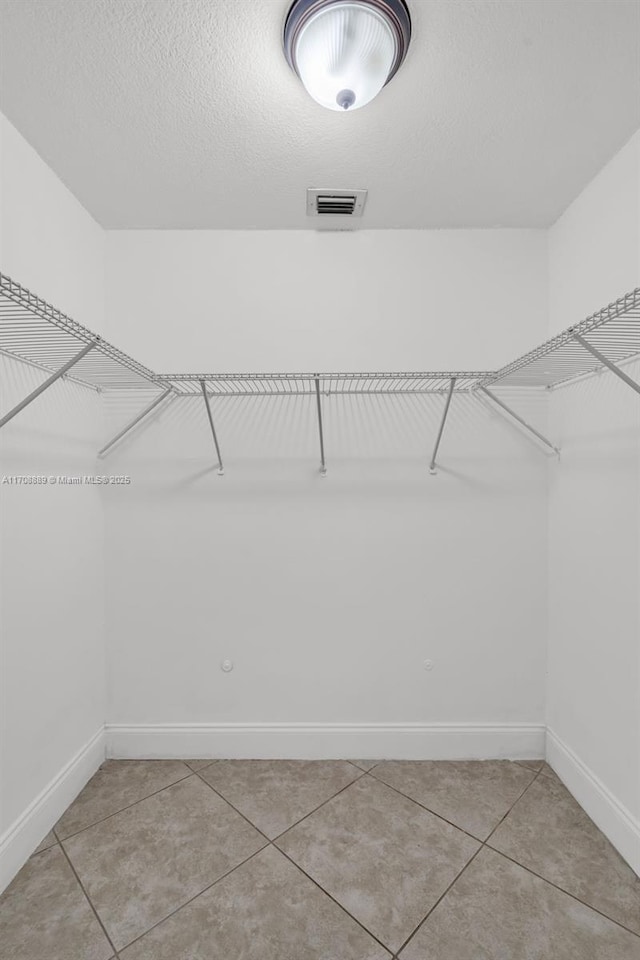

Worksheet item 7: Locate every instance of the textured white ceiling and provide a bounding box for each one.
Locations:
[0,0,638,229]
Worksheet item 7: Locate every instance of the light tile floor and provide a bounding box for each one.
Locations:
[1,759,639,959]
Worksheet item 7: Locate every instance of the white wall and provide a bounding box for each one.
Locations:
[0,113,106,886]
[548,131,640,335]
[547,130,640,870]
[103,230,549,755]
[0,113,104,328]
[105,229,547,372]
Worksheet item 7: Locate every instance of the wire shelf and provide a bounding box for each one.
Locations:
[0,273,157,390]
[156,372,490,396]
[481,288,640,389]
[1,267,638,463]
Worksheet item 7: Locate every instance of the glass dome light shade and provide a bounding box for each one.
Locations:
[284,0,411,112]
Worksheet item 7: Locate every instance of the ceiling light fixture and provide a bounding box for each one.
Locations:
[284,0,411,112]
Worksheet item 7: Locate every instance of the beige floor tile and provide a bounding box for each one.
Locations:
[277,776,479,953]
[183,759,218,772]
[0,845,113,960]
[372,760,535,839]
[349,760,381,771]
[538,761,561,780]
[515,759,545,772]
[489,773,640,934]
[399,847,640,960]
[55,759,191,838]
[200,759,361,838]
[32,829,57,855]
[63,774,266,950]
[119,845,390,960]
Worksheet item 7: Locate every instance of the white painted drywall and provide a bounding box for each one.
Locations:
[548,130,640,334]
[105,229,547,373]
[547,131,640,831]
[103,230,549,735]
[0,113,105,845]
[0,113,104,328]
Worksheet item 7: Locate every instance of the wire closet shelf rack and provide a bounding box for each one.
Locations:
[481,287,640,390]
[0,271,639,471]
[0,274,156,392]
[156,372,487,396]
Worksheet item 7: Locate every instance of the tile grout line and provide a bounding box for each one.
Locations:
[194,763,369,846]
[395,845,486,957]
[347,760,382,773]
[54,767,195,842]
[484,769,640,941]
[485,845,640,941]
[365,768,491,845]
[394,765,547,956]
[395,764,640,954]
[115,761,547,956]
[512,759,545,773]
[51,764,228,957]
[192,769,275,845]
[275,843,395,956]
[115,844,270,954]
[513,759,555,780]
[38,762,371,957]
[184,759,220,774]
[483,765,546,844]
[57,835,121,959]
[264,765,539,956]
[38,758,640,956]
[111,765,390,956]
[102,766,282,954]
[271,767,371,842]
[30,760,499,960]
[193,766,395,954]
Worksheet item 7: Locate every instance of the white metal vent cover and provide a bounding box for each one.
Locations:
[307,188,367,217]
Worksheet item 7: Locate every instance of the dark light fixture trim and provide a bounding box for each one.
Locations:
[283,0,412,111]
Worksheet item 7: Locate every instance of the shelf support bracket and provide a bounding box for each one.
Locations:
[572,332,640,397]
[98,388,174,458]
[429,377,456,474]
[0,339,98,429]
[314,376,327,477]
[200,380,224,476]
[479,386,559,454]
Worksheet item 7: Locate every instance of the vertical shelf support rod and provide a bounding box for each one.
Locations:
[572,332,640,397]
[0,339,98,429]
[98,388,174,458]
[479,386,559,454]
[314,376,327,477]
[200,380,224,476]
[429,377,456,474]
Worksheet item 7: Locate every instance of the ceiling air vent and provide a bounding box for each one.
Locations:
[307,188,367,217]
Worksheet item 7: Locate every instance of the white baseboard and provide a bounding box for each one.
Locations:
[0,727,105,893]
[546,728,640,875]
[4,724,635,891]
[106,722,545,762]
